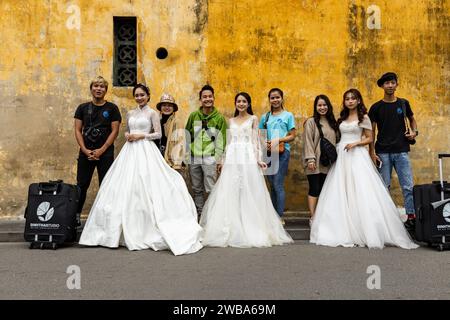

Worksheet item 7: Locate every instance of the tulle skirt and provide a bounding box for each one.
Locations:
[310,141,418,249]
[79,139,203,255]
[200,142,293,248]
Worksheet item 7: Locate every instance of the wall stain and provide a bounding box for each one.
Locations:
[0,0,448,217]
[345,1,383,98]
[192,0,208,34]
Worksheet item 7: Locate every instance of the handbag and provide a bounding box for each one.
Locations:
[399,98,416,145]
[316,121,337,167]
[263,112,285,154]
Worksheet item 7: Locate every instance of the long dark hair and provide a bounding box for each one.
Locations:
[234,92,254,117]
[313,95,339,133]
[338,88,367,125]
[268,88,284,113]
[133,83,151,102]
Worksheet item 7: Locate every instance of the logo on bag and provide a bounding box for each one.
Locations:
[37,202,54,222]
[444,204,450,223]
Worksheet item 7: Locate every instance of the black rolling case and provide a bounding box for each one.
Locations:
[24,180,80,249]
[413,154,450,251]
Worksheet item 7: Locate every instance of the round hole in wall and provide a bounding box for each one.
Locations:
[156,47,168,59]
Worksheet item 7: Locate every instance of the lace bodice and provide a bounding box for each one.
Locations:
[339,121,363,144]
[223,116,262,163]
[229,116,254,144]
[338,116,372,144]
[125,105,162,140]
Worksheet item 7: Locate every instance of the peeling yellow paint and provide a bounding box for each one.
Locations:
[0,0,448,217]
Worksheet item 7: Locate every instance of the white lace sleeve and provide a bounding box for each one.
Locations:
[252,116,263,162]
[144,109,162,140]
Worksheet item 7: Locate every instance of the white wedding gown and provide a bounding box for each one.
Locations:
[310,118,418,249]
[79,105,203,255]
[200,116,293,248]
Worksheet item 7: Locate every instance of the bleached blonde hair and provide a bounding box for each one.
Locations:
[89,76,109,90]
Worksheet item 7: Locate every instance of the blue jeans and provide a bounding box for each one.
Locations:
[267,150,290,217]
[378,152,415,214]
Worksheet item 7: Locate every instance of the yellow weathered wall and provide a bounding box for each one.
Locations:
[0,0,208,217]
[205,0,450,212]
[0,0,449,217]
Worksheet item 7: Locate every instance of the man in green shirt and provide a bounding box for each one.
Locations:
[185,85,227,216]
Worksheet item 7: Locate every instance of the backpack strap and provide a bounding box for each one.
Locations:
[192,118,217,148]
[399,98,406,117]
[263,112,271,130]
[399,98,410,132]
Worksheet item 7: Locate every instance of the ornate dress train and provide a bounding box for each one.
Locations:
[79,105,203,255]
[310,117,418,249]
[200,116,293,248]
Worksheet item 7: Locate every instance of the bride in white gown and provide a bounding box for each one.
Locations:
[200,92,293,248]
[79,84,203,255]
[310,89,418,249]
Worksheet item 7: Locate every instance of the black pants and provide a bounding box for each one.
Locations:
[307,173,327,197]
[76,153,114,213]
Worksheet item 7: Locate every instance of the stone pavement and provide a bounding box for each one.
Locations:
[1,214,449,300]
[1,239,449,300]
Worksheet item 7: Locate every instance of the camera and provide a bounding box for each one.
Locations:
[159,144,166,156]
[83,127,102,144]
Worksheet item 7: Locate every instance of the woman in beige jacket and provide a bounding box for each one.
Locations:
[156,93,185,170]
[302,95,339,225]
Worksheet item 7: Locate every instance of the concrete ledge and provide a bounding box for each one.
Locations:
[286,228,310,240]
[0,215,312,242]
[0,231,24,242]
[1,228,311,242]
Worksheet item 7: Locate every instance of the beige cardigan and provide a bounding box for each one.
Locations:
[302,117,338,175]
[162,113,185,170]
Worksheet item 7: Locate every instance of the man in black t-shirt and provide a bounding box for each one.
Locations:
[74,76,122,224]
[368,72,418,230]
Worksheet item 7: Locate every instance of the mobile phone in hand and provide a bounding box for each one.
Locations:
[376,159,383,169]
